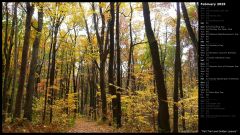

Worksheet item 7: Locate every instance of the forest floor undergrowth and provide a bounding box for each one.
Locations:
[2,116,124,133]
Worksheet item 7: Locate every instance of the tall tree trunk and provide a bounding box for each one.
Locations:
[80,61,84,115]
[42,27,54,123]
[109,2,117,124]
[65,60,71,115]
[181,2,198,54]
[179,55,186,130]
[14,3,34,120]
[126,3,133,90]
[89,64,93,118]
[89,62,96,120]
[49,13,64,123]
[84,67,89,115]
[49,26,58,123]
[3,2,18,122]
[73,62,77,117]
[116,2,122,128]
[8,2,19,117]
[3,2,8,74]
[23,6,43,121]
[35,31,50,100]
[79,3,90,116]
[181,2,198,78]
[173,2,180,133]
[131,52,136,90]
[91,2,108,121]
[142,2,170,132]
[71,27,78,118]
[163,24,168,85]
[99,61,107,120]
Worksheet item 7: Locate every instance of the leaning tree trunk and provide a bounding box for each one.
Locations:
[181,2,198,78]
[142,2,170,132]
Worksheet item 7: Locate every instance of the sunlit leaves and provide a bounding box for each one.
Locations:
[99,2,106,9]
[121,89,158,132]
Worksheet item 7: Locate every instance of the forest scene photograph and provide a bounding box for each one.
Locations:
[2,2,198,133]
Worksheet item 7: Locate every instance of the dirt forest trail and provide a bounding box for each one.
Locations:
[68,117,118,133]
